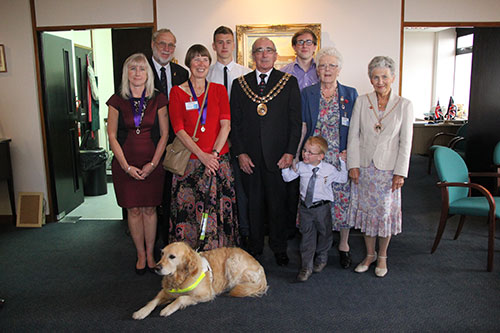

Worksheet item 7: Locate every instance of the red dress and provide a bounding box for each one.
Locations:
[107,92,168,208]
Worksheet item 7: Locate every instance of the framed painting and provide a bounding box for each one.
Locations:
[0,44,6,73]
[236,23,321,69]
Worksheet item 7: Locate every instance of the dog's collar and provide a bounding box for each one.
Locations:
[168,257,212,294]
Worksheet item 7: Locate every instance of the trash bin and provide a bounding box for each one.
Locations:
[80,148,108,196]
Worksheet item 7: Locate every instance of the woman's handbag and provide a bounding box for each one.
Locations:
[163,82,210,176]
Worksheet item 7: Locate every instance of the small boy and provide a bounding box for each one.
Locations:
[282,136,348,282]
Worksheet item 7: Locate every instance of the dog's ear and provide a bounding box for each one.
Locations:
[183,247,199,276]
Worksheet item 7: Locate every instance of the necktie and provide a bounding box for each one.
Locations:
[259,73,267,96]
[223,66,228,91]
[160,67,168,97]
[305,167,319,208]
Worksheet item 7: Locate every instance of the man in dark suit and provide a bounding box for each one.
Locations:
[230,37,302,266]
[149,28,189,245]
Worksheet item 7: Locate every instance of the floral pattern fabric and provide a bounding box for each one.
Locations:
[313,92,351,231]
[169,155,239,250]
[347,162,402,237]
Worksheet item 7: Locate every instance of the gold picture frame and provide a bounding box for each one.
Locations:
[236,23,321,69]
[16,192,44,228]
[0,44,6,73]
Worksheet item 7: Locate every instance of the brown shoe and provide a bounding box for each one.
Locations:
[313,262,327,273]
[297,268,312,282]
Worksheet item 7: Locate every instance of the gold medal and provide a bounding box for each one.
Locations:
[257,103,267,116]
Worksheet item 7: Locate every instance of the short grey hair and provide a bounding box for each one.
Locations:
[251,37,276,53]
[120,53,155,99]
[315,47,343,69]
[152,28,176,43]
[368,56,396,78]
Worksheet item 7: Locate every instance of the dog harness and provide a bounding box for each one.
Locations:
[168,257,212,294]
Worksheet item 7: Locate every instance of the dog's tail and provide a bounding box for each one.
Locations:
[229,266,268,298]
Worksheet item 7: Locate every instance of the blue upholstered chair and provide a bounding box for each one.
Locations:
[494,141,500,195]
[431,146,500,272]
[427,122,468,174]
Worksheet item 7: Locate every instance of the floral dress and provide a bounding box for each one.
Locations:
[313,91,351,230]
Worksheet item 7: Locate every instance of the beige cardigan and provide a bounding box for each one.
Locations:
[347,91,413,177]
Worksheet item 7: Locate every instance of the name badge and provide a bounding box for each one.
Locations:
[341,117,349,126]
[185,101,199,110]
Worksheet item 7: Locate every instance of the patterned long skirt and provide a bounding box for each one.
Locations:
[347,163,402,237]
[169,154,239,250]
[313,94,351,230]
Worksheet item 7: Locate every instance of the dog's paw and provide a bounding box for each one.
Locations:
[132,308,149,320]
[159,306,174,317]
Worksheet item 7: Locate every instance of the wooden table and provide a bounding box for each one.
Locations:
[412,122,464,155]
[0,138,16,220]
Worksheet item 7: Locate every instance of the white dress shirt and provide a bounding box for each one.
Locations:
[207,60,251,99]
[255,68,273,85]
[282,160,348,203]
[151,57,172,99]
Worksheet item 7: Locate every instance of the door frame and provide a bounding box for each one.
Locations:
[29,0,157,221]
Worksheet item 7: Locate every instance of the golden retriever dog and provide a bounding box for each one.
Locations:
[132,242,268,319]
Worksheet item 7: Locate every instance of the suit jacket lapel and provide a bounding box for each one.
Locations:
[148,57,162,91]
[170,64,179,86]
[367,91,379,123]
[247,70,259,93]
[263,69,281,95]
[385,90,399,116]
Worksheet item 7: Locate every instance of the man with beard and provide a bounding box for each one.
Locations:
[148,29,189,245]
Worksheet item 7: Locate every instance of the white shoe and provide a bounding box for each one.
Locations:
[375,256,388,277]
[354,252,377,273]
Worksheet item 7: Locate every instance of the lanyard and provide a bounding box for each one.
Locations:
[129,89,146,129]
[188,79,208,127]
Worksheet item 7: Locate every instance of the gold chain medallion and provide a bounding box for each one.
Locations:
[238,73,291,116]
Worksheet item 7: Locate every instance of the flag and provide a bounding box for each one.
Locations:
[434,100,443,121]
[446,96,457,120]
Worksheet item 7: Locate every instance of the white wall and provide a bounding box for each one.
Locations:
[405,0,500,22]
[34,0,153,26]
[92,29,115,151]
[157,0,402,96]
[0,0,47,215]
[402,31,435,119]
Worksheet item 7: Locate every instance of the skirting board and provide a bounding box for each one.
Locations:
[16,192,44,228]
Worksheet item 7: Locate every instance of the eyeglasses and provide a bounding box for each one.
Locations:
[302,149,322,155]
[253,47,276,54]
[318,63,339,71]
[156,41,176,49]
[296,39,315,46]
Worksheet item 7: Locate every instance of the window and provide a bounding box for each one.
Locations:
[453,29,474,119]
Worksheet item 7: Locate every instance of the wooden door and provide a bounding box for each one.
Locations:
[467,28,500,176]
[111,27,153,91]
[40,33,84,218]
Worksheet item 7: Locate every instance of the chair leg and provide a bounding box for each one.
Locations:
[487,215,495,272]
[431,210,449,253]
[427,154,433,175]
[454,215,466,240]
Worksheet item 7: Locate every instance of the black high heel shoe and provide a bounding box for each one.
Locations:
[135,266,147,275]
